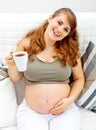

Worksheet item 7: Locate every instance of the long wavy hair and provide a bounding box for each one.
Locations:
[24,8,79,67]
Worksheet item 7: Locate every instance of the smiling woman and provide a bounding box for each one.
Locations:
[48,13,71,40]
[5,8,84,130]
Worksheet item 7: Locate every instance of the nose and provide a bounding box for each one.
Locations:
[58,26,64,32]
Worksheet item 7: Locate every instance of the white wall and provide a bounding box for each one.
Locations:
[0,0,96,13]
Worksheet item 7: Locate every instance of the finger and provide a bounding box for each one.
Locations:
[49,109,63,115]
[5,55,13,60]
[52,111,60,115]
[10,51,14,55]
[49,106,61,113]
[6,51,14,59]
[54,101,63,108]
[49,110,59,115]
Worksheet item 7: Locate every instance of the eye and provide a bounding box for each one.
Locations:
[57,20,62,25]
[64,28,70,33]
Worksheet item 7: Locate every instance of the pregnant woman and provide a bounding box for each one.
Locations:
[6,8,84,130]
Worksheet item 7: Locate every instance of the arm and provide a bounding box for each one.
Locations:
[6,38,30,83]
[49,57,85,114]
[68,57,85,102]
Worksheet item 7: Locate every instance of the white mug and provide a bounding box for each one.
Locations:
[13,51,28,72]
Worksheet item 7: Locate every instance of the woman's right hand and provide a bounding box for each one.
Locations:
[5,51,15,66]
[5,51,23,82]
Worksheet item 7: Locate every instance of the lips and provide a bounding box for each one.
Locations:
[53,29,60,37]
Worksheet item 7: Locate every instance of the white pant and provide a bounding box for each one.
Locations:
[17,99,80,130]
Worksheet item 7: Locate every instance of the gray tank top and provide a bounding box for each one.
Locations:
[24,56,71,84]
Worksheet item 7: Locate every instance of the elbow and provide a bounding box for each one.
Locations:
[8,71,23,83]
[9,77,20,83]
[74,75,85,89]
[9,74,23,83]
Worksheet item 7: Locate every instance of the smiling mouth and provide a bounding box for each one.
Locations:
[53,29,60,37]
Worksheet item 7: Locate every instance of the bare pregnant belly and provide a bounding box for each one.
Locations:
[25,84,70,113]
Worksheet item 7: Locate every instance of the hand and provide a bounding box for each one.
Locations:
[5,51,15,66]
[49,97,73,115]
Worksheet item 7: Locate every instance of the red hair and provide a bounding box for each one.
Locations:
[24,8,79,67]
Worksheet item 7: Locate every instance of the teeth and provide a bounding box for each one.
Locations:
[53,30,60,37]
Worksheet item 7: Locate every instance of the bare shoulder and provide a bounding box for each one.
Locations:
[16,37,30,51]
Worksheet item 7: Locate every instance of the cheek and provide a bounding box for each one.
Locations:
[47,23,53,31]
[49,20,57,28]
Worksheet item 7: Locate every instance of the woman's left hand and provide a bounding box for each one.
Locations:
[48,97,73,115]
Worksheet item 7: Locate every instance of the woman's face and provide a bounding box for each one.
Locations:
[46,13,71,42]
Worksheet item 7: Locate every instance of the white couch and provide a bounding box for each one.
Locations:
[0,12,96,130]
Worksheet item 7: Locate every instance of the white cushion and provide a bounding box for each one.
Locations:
[76,41,96,110]
[0,78,17,128]
[79,107,96,130]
